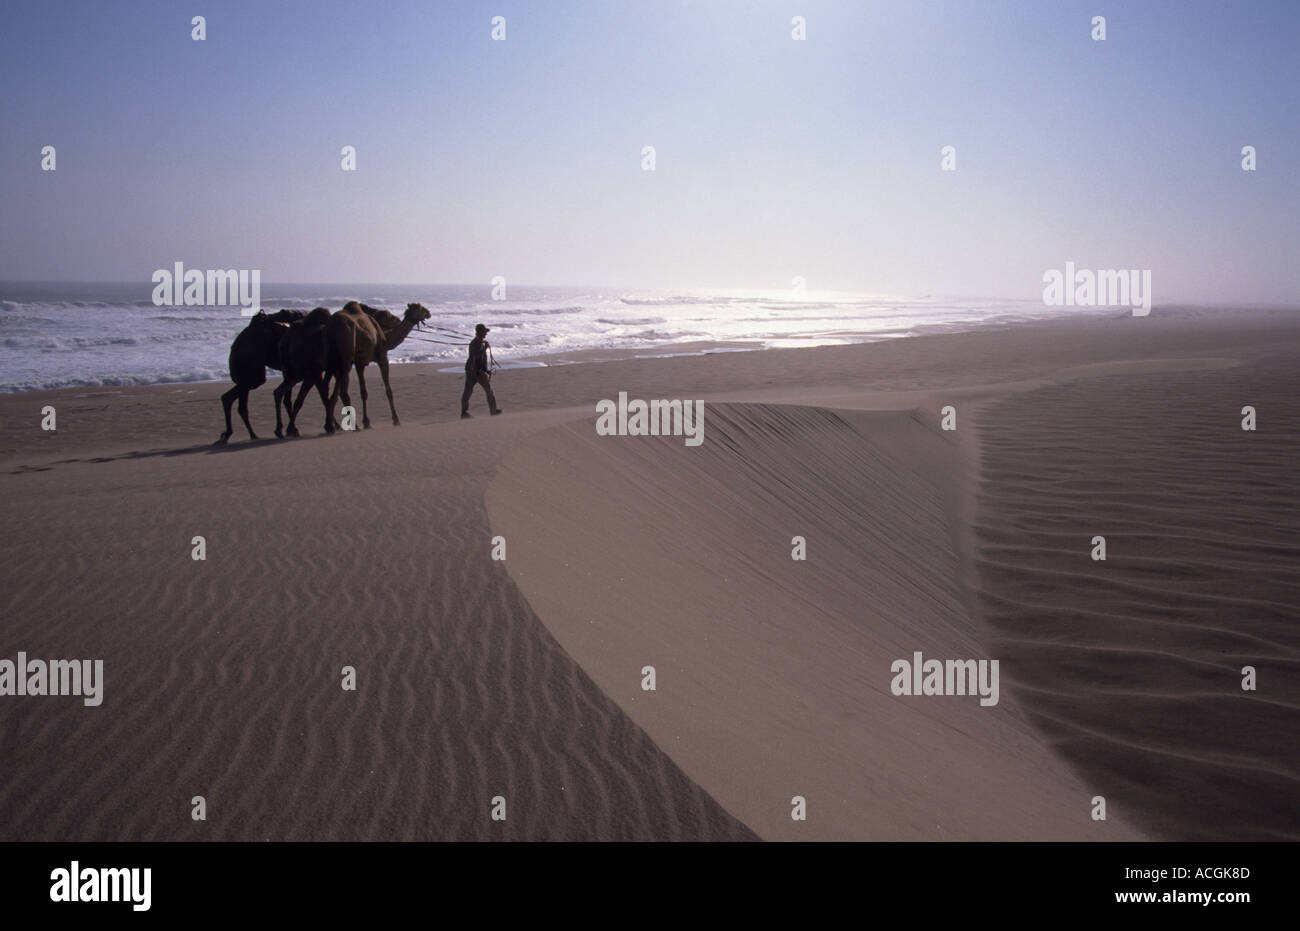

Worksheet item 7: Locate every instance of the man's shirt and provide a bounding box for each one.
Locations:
[466,336,489,374]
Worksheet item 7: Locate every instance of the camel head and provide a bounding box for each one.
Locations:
[404,302,432,329]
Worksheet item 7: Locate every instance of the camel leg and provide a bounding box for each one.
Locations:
[313,375,333,433]
[334,370,353,431]
[287,379,314,436]
[314,375,331,417]
[377,357,399,426]
[319,374,337,433]
[324,372,342,434]
[273,380,289,438]
[280,379,296,436]
[236,388,257,440]
[217,384,240,445]
[355,362,371,429]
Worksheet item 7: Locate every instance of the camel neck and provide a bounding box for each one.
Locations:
[381,318,418,351]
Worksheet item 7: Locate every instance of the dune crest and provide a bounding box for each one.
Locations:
[487,402,1140,839]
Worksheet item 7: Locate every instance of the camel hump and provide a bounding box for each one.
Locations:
[304,307,331,326]
[324,307,357,374]
[327,306,356,331]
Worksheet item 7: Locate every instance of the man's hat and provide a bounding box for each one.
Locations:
[476,323,490,335]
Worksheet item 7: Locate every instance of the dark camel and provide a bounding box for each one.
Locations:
[323,301,431,432]
[216,309,303,445]
[273,307,333,437]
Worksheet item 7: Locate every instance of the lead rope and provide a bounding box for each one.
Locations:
[404,334,470,346]
[403,319,500,367]
[405,319,474,347]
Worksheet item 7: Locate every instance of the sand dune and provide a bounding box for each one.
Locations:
[0,421,755,840]
[487,402,1140,839]
[1,308,1296,840]
[970,358,1300,841]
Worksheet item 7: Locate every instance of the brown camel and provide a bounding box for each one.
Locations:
[216,309,303,445]
[323,301,432,432]
[273,307,333,437]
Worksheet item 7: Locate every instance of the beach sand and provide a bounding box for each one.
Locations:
[0,307,1295,840]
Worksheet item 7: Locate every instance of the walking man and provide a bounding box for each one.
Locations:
[461,323,502,418]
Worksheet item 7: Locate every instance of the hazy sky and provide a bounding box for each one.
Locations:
[2,0,1297,302]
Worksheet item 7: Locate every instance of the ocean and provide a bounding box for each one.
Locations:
[0,282,1108,394]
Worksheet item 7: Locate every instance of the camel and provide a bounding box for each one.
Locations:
[273,307,333,438]
[216,309,303,445]
[322,301,432,432]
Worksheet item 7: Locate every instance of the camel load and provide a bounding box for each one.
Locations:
[214,301,434,445]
